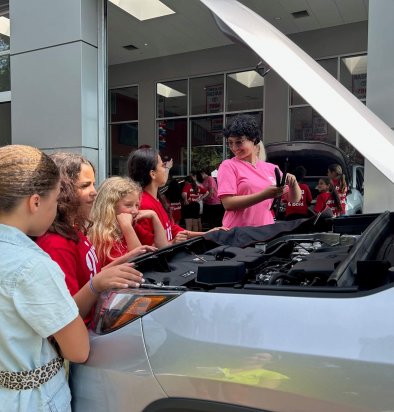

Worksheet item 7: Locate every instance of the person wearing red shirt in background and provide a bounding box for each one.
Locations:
[314,177,343,218]
[328,163,347,215]
[200,167,224,228]
[284,166,313,220]
[164,178,183,226]
[36,153,144,324]
[182,175,208,232]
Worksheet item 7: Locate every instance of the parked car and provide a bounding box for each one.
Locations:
[265,141,364,215]
[71,1,394,411]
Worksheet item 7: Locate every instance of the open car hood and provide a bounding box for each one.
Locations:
[265,141,351,179]
[200,0,394,183]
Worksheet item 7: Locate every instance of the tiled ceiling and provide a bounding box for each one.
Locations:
[108,0,369,65]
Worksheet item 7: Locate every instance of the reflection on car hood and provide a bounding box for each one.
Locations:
[200,0,394,183]
[265,141,350,178]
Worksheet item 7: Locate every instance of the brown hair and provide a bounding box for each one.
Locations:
[48,152,95,242]
[328,163,347,194]
[0,145,59,213]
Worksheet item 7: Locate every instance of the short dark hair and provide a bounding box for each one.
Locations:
[223,114,261,144]
[293,166,306,181]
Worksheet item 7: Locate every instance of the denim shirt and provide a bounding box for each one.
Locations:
[0,225,79,412]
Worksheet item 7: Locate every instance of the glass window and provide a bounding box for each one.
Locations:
[340,54,367,99]
[110,86,138,122]
[290,107,336,145]
[157,119,187,176]
[338,135,364,165]
[190,115,223,171]
[0,102,11,146]
[290,58,338,106]
[157,80,187,117]
[0,9,10,95]
[190,75,223,115]
[110,123,138,175]
[226,70,264,112]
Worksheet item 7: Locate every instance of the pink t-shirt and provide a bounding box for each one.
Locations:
[202,176,221,205]
[217,157,285,228]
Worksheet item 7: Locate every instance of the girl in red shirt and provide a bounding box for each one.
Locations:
[314,177,343,217]
[182,175,208,232]
[89,176,165,266]
[328,163,347,215]
[36,153,145,323]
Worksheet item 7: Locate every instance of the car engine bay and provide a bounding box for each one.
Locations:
[131,211,394,294]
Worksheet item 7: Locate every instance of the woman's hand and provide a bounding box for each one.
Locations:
[206,226,230,233]
[126,245,157,258]
[172,230,189,244]
[92,263,144,292]
[285,173,298,188]
[262,185,285,199]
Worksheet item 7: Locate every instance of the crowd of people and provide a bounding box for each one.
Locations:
[0,113,348,411]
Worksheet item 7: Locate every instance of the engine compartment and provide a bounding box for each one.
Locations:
[131,212,394,293]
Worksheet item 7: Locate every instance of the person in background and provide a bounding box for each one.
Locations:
[36,153,144,324]
[201,167,224,228]
[314,177,343,217]
[218,114,301,228]
[164,178,183,226]
[284,166,313,220]
[0,145,89,412]
[127,147,226,246]
[182,174,208,232]
[89,176,164,267]
[327,163,347,215]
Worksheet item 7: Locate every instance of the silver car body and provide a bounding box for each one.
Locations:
[72,1,394,411]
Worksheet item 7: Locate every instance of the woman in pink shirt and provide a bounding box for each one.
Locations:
[201,167,224,228]
[217,115,301,228]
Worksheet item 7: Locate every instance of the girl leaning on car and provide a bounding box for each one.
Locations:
[36,152,146,324]
[328,163,348,215]
[0,145,89,412]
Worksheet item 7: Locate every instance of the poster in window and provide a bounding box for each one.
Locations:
[312,113,328,138]
[352,73,367,99]
[206,84,224,113]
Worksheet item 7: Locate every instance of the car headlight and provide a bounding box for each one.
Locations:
[93,288,183,334]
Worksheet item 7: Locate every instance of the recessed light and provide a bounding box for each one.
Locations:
[109,0,175,21]
[274,17,281,20]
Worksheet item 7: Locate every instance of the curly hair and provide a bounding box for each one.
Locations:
[0,145,59,213]
[223,114,261,144]
[48,152,95,242]
[89,176,141,264]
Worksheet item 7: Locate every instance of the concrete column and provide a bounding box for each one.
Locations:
[364,0,394,212]
[10,0,105,177]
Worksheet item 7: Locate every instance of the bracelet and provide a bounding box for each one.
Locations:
[89,274,100,296]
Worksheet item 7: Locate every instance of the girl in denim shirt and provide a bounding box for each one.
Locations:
[0,145,89,411]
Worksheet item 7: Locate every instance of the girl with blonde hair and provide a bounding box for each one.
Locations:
[0,145,89,411]
[89,176,167,266]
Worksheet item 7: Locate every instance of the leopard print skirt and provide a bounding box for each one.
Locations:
[0,357,64,390]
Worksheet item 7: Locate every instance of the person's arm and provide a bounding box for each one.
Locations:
[53,316,89,363]
[73,263,145,319]
[117,212,142,251]
[284,173,302,203]
[221,185,285,211]
[135,209,169,248]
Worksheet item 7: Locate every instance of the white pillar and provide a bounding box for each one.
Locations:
[364,0,394,212]
[10,0,106,179]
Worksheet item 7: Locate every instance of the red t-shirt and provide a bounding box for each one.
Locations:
[167,200,182,223]
[331,177,347,215]
[36,230,101,324]
[134,191,184,246]
[314,192,341,217]
[103,238,128,267]
[182,183,207,203]
[285,183,312,217]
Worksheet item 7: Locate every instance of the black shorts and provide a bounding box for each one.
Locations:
[183,202,200,219]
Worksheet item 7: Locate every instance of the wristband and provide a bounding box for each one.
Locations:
[89,274,100,296]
